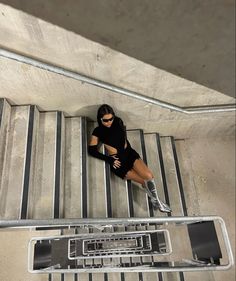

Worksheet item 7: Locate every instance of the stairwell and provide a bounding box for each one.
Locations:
[0,98,234,281]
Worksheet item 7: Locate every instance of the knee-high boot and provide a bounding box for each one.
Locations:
[144,179,172,213]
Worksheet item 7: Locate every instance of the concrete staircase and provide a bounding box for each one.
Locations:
[0,98,216,281]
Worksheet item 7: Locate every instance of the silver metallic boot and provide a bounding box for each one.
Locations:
[144,179,172,213]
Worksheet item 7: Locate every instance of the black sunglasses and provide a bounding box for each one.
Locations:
[101,116,114,123]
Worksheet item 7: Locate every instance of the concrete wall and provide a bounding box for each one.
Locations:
[1,0,235,98]
[0,3,235,138]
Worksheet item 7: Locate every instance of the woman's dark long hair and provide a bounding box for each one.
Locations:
[97,104,115,126]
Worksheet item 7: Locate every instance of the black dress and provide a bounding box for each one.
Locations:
[89,117,140,179]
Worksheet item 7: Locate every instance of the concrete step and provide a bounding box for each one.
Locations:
[0,98,11,201]
[27,111,65,219]
[159,136,184,216]
[64,117,84,218]
[64,274,79,281]
[0,105,36,219]
[110,170,129,217]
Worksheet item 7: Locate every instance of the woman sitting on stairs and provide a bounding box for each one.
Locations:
[88,104,171,213]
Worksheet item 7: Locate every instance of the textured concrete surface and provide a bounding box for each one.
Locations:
[0,0,235,97]
[0,4,235,139]
[0,229,60,281]
[175,136,235,281]
[0,106,29,219]
[160,137,183,216]
[0,99,11,194]
[64,117,82,218]
[28,112,57,219]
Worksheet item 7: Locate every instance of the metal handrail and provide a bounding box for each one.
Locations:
[0,48,235,114]
[0,216,234,272]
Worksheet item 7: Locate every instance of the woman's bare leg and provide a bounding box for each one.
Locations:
[132,159,154,180]
[131,159,172,213]
[124,159,154,185]
[125,169,145,185]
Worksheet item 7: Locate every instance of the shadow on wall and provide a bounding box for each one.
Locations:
[1,0,235,98]
[75,104,131,124]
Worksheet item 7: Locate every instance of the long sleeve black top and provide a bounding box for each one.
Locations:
[88,117,128,163]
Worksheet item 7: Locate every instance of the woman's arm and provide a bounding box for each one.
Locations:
[88,135,114,164]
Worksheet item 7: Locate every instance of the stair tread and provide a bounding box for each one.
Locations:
[29,112,59,219]
[144,133,168,218]
[64,117,83,218]
[0,106,30,219]
[160,137,183,216]
[0,99,11,198]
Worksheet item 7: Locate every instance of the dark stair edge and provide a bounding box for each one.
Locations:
[20,105,35,219]
[105,148,112,218]
[54,111,62,219]
[81,117,88,219]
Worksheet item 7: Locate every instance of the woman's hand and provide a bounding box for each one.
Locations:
[111,155,121,169]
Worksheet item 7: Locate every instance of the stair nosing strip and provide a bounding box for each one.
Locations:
[20,105,35,219]
[54,111,62,219]
[127,180,134,217]
[104,147,112,218]
[81,117,88,219]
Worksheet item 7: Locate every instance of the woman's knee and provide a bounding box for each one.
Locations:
[133,159,153,180]
[143,171,153,181]
[137,168,153,181]
[125,170,145,185]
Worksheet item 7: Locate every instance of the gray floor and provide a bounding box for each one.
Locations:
[175,136,235,281]
[1,1,234,97]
